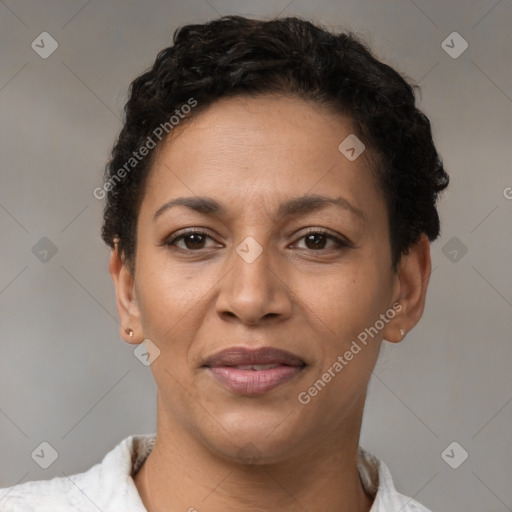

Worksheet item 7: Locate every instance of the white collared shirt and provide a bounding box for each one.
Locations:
[0,434,431,511]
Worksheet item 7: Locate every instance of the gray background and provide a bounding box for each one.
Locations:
[0,1,511,511]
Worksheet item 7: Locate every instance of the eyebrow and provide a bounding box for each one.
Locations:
[153,194,366,223]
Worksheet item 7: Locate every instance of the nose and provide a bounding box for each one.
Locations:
[215,241,293,326]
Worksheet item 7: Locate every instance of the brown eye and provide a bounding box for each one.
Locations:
[181,233,207,250]
[304,233,328,250]
[164,230,219,251]
[295,230,350,251]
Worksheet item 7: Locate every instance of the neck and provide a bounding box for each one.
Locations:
[134,398,374,512]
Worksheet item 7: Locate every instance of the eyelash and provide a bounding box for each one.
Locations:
[163,228,351,253]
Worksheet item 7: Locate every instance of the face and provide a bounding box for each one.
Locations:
[111,94,429,463]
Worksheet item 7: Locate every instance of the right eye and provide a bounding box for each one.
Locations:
[164,229,222,252]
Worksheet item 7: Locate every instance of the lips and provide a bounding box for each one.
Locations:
[203,347,306,395]
[204,347,305,368]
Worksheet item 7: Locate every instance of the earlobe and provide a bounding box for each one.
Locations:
[381,302,408,343]
[109,245,143,345]
[382,234,432,343]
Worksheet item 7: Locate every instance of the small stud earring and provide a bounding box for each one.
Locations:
[126,328,134,338]
[399,328,405,337]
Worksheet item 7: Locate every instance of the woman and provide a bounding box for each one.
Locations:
[1,15,448,512]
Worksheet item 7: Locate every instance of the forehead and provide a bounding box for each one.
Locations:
[139,94,385,224]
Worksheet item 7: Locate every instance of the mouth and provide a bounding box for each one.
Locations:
[203,346,306,395]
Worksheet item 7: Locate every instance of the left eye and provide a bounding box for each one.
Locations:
[293,231,349,251]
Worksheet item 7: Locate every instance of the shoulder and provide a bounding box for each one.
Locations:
[358,446,432,512]
[0,434,155,512]
[0,464,102,512]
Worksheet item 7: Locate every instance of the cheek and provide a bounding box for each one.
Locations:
[298,263,388,405]
[298,259,388,339]
[134,252,219,359]
[297,258,391,398]
[134,256,186,340]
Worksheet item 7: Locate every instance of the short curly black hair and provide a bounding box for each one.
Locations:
[100,15,448,273]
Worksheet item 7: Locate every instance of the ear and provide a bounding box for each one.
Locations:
[109,243,143,345]
[382,234,432,343]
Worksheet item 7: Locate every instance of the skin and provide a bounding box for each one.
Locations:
[109,94,431,512]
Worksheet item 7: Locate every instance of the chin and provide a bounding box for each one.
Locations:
[209,436,296,466]
[199,412,308,466]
